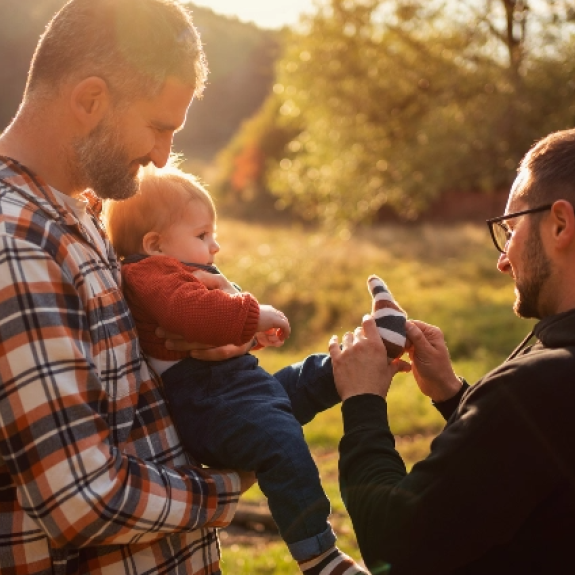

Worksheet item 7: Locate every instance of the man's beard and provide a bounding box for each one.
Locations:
[513,224,552,319]
[70,115,149,201]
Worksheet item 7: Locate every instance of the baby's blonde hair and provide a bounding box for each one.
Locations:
[103,164,215,259]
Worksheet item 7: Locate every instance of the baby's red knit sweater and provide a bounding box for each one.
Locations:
[121,256,260,361]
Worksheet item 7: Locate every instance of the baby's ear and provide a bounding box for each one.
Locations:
[142,231,163,255]
[367,275,407,359]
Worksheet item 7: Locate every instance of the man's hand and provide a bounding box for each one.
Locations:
[236,470,257,494]
[329,315,410,401]
[155,328,253,360]
[257,305,291,340]
[191,270,239,294]
[404,320,462,402]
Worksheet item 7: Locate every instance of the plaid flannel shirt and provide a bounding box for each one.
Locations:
[0,157,239,575]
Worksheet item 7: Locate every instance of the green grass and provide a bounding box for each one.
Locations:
[213,218,534,573]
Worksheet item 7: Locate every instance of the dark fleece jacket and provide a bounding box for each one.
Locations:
[339,309,575,575]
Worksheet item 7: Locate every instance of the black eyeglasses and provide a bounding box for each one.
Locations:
[486,204,552,253]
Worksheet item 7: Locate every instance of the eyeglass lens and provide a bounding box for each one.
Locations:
[494,222,511,252]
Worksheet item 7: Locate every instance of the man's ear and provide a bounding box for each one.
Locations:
[549,200,575,250]
[142,231,163,255]
[70,76,111,131]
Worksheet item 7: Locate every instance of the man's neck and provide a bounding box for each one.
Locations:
[0,107,79,197]
[537,264,575,318]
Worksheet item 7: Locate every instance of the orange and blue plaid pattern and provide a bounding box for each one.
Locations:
[0,157,239,574]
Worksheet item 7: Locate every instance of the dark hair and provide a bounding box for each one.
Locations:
[518,129,575,207]
[25,0,207,102]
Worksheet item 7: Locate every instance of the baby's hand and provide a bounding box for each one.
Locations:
[257,305,291,340]
[254,328,286,349]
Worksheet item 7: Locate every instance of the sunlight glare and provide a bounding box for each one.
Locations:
[188,0,316,29]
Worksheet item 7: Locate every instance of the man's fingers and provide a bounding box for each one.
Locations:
[168,340,215,351]
[405,321,432,348]
[156,327,184,340]
[341,331,354,349]
[329,335,341,359]
[361,314,380,340]
[392,358,412,373]
[408,319,442,339]
[191,347,232,360]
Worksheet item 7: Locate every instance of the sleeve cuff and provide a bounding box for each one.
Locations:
[239,295,260,344]
[208,471,241,528]
[432,378,470,420]
[341,394,390,434]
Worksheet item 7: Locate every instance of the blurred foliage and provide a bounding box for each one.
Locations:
[214,0,575,225]
[0,2,279,163]
[211,94,301,220]
[215,218,533,367]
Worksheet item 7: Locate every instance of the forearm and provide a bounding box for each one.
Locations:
[128,272,260,346]
[339,395,408,571]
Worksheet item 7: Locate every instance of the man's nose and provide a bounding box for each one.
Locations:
[150,133,174,168]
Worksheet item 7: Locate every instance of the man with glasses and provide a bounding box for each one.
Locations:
[329,128,575,575]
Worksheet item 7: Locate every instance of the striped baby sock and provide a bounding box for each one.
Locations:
[298,547,368,574]
[368,274,407,359]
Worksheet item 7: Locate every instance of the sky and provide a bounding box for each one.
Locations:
[189,0,317,29]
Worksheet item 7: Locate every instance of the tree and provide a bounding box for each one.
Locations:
[212,92,301,219]
[261,0,575,225]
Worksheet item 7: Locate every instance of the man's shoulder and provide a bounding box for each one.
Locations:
[464,346,575,416]
[0,169,58,232]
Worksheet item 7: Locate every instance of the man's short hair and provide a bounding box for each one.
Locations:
[26,0,207,102]
[518,128,575,207]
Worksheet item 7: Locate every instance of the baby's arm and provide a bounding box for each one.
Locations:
[193,268,291,345]
[123,258,259,347]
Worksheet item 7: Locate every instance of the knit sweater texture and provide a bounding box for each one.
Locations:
[121,256,260,360]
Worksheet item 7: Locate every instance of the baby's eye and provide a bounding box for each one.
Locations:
[197,232,207,240]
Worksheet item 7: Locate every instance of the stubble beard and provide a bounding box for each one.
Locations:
[70,115,148,201]
[513,224,552,319]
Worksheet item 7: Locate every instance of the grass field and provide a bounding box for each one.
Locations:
[211,218,534,573]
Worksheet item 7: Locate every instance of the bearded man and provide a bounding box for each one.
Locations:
[329,129,575,574]
[0,1,255,573]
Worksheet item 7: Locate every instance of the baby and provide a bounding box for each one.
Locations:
[104,165,369,575]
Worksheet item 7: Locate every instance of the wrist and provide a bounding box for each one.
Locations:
[430,375,464,403]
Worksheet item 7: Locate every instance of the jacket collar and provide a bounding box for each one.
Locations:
[534,309,575,348]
